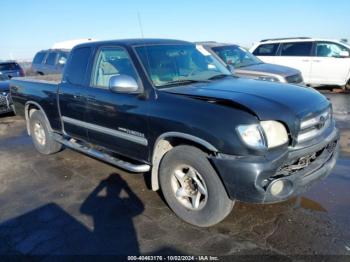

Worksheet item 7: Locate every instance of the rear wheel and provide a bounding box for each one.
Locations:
[29,110,62,155]
[159,145,234,227]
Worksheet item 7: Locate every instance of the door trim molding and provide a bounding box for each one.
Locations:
[61,116,148,146]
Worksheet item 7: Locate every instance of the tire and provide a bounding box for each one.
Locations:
[29,110,62,155]
[159,145,234,227]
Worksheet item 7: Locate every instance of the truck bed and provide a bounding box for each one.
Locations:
[15,74,62,84]
[10,74,62,131]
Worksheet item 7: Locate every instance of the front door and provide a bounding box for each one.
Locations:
[84,46,149,162]
[310,41,350,85]
[276,42,313,84]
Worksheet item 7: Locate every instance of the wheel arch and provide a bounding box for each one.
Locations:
[151,132,218,191]
[24,101,52,135]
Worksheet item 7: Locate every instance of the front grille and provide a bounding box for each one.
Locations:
[276,140,337,177]
[297,107,331,143]
[286,74,303,84]
[0,94,9,107]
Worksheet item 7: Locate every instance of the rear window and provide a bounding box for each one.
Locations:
[33,52,46,64]
[253,43,279,56]
[65,47,91,86]
[280,42,313,56]
[45,52,58,65]
[0,63,20,71]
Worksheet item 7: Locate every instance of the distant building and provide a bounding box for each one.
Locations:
[52,38,97,50]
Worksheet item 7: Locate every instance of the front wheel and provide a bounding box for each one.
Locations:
[29,110,62,155]
[159,145,234,227]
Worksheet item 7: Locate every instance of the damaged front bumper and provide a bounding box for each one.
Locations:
[0,93,13,114]
[211,126,339,204]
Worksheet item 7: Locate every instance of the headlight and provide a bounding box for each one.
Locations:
[257,76,280,82]
[260,121,288,148]
[237,121,288,149]
[236,124,266,149]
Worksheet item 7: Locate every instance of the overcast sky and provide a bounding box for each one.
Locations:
[1,0,349,60]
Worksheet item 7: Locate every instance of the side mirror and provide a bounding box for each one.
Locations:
[58,57,67,65]
[109,74,139,93]
[339,51,350,58]
[227,64,235,75]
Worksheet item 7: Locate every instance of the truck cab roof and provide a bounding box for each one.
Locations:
[74,38,192,49]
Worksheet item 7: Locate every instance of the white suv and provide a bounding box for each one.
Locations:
[250,37,350,89]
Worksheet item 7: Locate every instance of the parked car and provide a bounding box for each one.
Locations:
[250,37,350,89]
[31,49,69,75]
[11,39,339,227]
[197,42,303,84]
[0,61,25,78]
[0,74,13,114]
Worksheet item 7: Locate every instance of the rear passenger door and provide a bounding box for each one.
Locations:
[276,42,313,84]
[59,47,92,141]
[251,43,279,64]
[83,46,149,161]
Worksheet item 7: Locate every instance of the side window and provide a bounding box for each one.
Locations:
[316,42,349,57]
[253,44,279,56]
[57,52,69,65]
[65,47,91,86]
[45,52,58,65]
[92,47,138,89]
[280,42,312,56]
[33,52,46,64]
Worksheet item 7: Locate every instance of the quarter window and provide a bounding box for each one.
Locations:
[92,47,138,89]
[253,44,279,56]
[316,42,349,57]
[280,42,312,56]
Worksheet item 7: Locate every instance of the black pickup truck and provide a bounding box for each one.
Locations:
[10,39,339,227]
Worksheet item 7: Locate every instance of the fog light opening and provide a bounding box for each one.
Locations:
[267,179,293,198]
[270,180,284,196]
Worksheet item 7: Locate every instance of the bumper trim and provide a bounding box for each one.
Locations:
[211,127,339,204]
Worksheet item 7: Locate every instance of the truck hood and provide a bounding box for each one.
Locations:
[236,63,300,77]
[0,81,10,93]
[163,77,330,135]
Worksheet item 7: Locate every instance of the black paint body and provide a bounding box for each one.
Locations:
[10,39,339,203]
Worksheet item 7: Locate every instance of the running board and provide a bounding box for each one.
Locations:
[53,134,150,173]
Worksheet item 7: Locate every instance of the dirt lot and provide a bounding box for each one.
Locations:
[0,92,350,258]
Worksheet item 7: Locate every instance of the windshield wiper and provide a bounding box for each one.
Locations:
[208,74,233,80]
[158,79,208,88]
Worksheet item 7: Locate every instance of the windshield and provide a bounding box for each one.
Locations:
[212,45,262,68]
[135,44,231,88]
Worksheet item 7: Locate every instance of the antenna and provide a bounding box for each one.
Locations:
[136,11,154,98]
[137,12,145,39]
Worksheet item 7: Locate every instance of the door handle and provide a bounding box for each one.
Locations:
[73,93,81,99]
[302,59,310,62]
[313,60,321,62]
[86,95,96,102]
